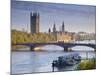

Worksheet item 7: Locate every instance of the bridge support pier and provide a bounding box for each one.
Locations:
[30,46,35,51]
[64,47,72,52]
[64,47,68,51]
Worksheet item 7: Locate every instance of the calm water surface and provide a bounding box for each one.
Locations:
[11,40,96,74]
[11,50,95,74]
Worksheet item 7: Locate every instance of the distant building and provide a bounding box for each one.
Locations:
[56,32,72,42]
[30,12,40,34]
[50,21,76,43]
[77,32,96,41]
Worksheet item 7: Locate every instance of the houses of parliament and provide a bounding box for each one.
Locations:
[30,12,77,42]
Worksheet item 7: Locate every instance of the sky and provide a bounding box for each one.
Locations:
[11,0,96,33]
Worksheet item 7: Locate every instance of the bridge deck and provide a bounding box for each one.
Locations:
[13,42,96,49]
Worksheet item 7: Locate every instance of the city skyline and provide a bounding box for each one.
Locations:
[11,0,96,33]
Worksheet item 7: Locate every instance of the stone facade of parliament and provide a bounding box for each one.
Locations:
[49,22,77,43]
[30,12,77,42]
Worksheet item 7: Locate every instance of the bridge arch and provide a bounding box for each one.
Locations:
[33,44,64,51]
[67,44,96,49]
[71,45,95,51]
[12,44,31,51]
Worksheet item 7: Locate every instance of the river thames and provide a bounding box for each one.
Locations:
[11,40,96,74]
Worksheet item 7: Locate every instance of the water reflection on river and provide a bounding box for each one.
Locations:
[11,46,95,74]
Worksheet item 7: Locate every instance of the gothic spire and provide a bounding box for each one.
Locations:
[62,21,65,32]
[53,23,56,33]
